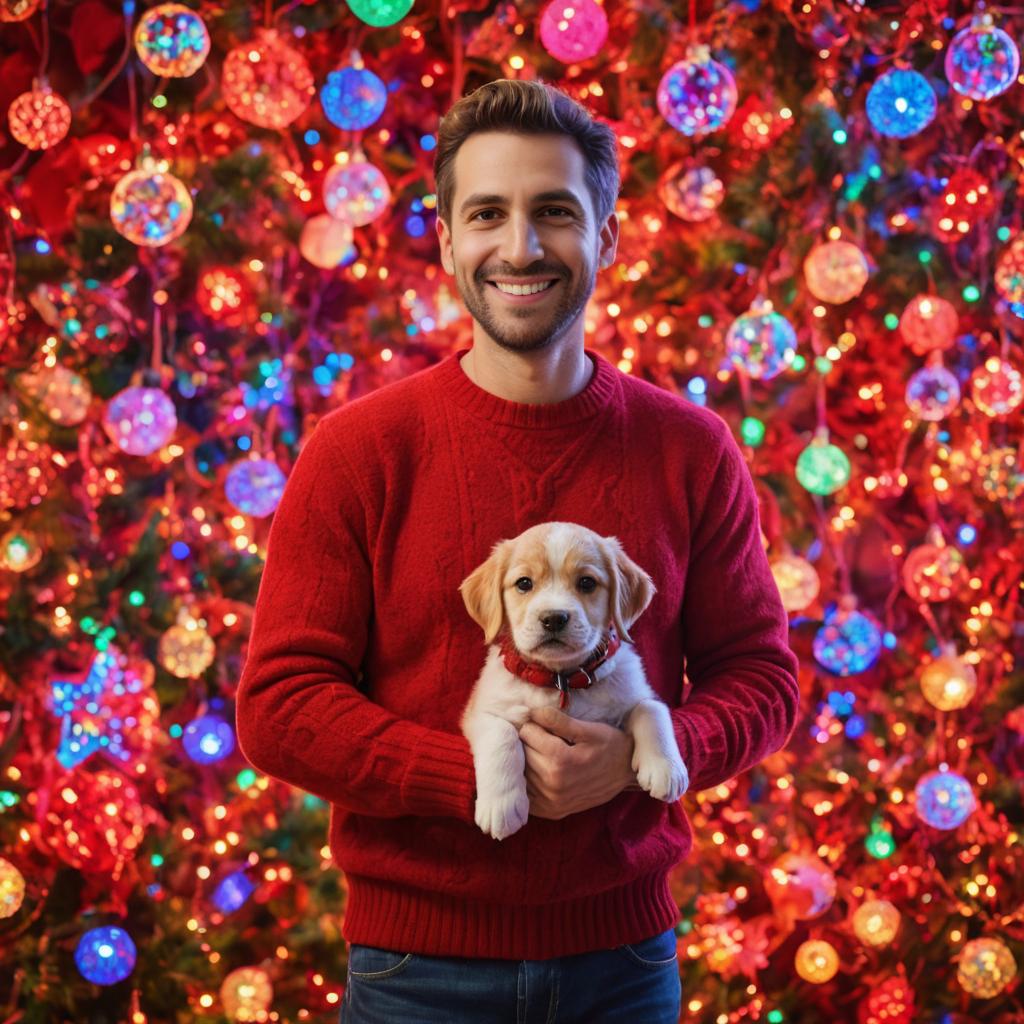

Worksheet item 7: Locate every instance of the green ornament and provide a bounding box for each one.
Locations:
[740,417,765,447]
[345,0,413,27]
[865,827,896,859]
[796,433,851,495]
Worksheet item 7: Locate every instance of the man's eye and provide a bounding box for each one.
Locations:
[472,210,499,221]
[543,207,572,217]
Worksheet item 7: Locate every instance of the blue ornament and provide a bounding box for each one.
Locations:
[75,926,137,985]
[320,65,387,130]
[915,769,976,830]
[212,870,256,914]
[946,16,1020,101]
[813,602,882,676]
[866,69,936,138]
[183,713,235,764]
[725,301,797,380]
[225,458,286,518]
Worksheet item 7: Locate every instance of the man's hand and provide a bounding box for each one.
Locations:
[518,706,642,821]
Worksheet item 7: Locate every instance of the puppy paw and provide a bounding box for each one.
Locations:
[633,750,689,803]
[474,785,530,841]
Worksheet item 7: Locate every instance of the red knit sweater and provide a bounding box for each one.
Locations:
[235,345,800,960]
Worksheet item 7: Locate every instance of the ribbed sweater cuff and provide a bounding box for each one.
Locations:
[393,729,477,823]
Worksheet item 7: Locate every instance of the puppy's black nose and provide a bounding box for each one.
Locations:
[540,611,570,633]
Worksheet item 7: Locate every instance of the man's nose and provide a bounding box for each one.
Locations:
[497,214,544,266]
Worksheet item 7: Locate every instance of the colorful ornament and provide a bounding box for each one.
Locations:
[323,159,391,226]
[976,446,1024,503]
[905,361,961,421]
[865,69,937,138]
[796,431,851,495]
[300,214,355,268]
[657,46,738,137]
[933,169,996,241]
[222,31,314,129]
[183,713,235,764]
[7,84,72,151]
[946,14,1020,101]
[658,163,725,222]
[914,769,975,830]
[813,598,882,676]
[159,611,215,679]
[770,553,820,613]
[901,530,966,603]
[0,0,38,19]
[110,157,193,247]
[920,645,977,711]
[18,365,92,425]
[103,386,178,455]
[898,295,958,355]
[220,966,273,1019]
[764,851,836,920]
[725,299,797,381]
[803,239,869,304]
[134,3,210,78]
[196,265,254,327]
[320,63,387,131]
[852,899,901,947]
[971,357,1023,417]
[225,458,286,518]
[0,858,25,918]
[30,278,130,356]
[539,0,608,64]
[344,0,413,27]
[0,528,42,572]
[957,936,1017,998]
[794,939,839,983]
[75,926,136,985]
[995,236,1024,304]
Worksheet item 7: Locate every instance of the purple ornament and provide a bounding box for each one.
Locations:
[725,301,797,381]
[946,16,1020,101]
[103,386,178,456]
[183,713,235,764]
[539,0,608,64]
[915,769,975,830]
[657,46,737,137]
[323,160,391,227]
[813,603,882,676]
[905,363,961,421]
[224,458,286,518]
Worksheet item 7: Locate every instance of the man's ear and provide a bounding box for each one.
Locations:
[597,208,619,270]
[436,216,455,275]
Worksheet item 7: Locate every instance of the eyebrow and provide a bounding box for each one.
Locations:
[458,189,587,218]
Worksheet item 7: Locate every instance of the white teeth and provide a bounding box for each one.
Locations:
[493,280,555,296]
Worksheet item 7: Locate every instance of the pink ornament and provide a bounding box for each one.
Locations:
[539,0,608,64]
[902,530,966,603]
[323,159,391,226]
[932,169,996,241]
[803,239,869,304]
[110,158,193,247]
[8,84,71,151]
[898,294,958,355]
[299,214,355,268]
[764,851,836,920]
[905,359,961,421]
[971,357,1023,417]
[657,45,737,137]
[222,30,314,129]
[658,163,724,222]
[103,386,178,455]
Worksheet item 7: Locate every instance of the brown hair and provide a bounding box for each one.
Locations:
[433,79,620,227]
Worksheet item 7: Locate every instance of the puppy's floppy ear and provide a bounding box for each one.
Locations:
[459,538,514,645]
[602,536,656,644]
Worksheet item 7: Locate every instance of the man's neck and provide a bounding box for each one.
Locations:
[458,337,594,405]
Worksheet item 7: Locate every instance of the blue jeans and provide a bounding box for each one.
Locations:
[340,927,681,1023]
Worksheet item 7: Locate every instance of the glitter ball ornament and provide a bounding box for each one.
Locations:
[975,446,1024,503]
[221,966,273,1020]
[920,646,977,711]
[946,14,1020,101]
[898,295,958,355]
[658,163,725,222]
[796,432,851,495]
[857,969,914,1024]
[905,362,961,421]
[902,531,966,603]
[804,239,869,304]
[75,926,136,985]
[18,365,92,425]
[222,30,314,129]
[225,458,286,518]
[0,432,56,511]
[159,612,215,678]
[0,0,38,19]
[972,357,1023,417]
[657,46,738,137]
[110,158,193,247]
[320,64,387,130]
[853,899,901,947]
[323,159,391,226]
[814,599,882,676]
[30,278,130,356]
[134,3,210,78]
[995,237,1024,304]
[539,0,608,63]
[770,553,820,613]
[725,299,797,381]
[0,528,42,572]
[0,858,25,918]
[183,713,235,764]
[8,84,71,150]
[300,214,355,268]
[794,939,839,983]
[196,265,254,327]
[915,769,975,830]
[764,852,836,920]
[957,936,1018,998]
[865,69,937,138]
[103,386,177,455]
[933,169,996,241]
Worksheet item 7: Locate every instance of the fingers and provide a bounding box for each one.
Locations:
[519,721,560,754]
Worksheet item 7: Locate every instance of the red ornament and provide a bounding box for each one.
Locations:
[8,84,72,150]
[857,966,915,1024]
[932,169,997,241]
[898,294,958,355]
[196,265,254,326]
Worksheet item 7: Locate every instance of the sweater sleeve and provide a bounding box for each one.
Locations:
[672,422,800,793]
[234,420,477,823]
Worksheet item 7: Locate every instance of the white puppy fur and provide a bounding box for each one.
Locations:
[459,521,688,841]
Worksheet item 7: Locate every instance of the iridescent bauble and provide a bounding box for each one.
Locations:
[898,294,958,355]
[0,528,42,572]
[905,363,961,421]
[134,3,211,78]
[19,365,92,425]
[75,926,136,985]
[657,46,738,137]
[220,966,273,1019]
[658,163,725,222]
[770,553,820,613]
[865,69,937,138]
[159,616,215,678]
[725,300,797,380]
[794,939,839,983]
[7,85,72,150]
[920,648,977,710]
[110,160,193,247]
[320,64,387,130]
[946,16,1020,101]
[852,899,901,947]
[196,265,254,327]
[299,214,355,268]
[813,601,882,676]
[103,386,177,455]
[0,858,25,918]
[804,239,869,304]
[323,160,391,226]
[957,936,1017,998]
[222,31,315,129]
[539,0,608,63]
[0,0,38,19]
[902,537,966,603]
[994,236,1024,304]
[971,357,1023,417]
[933,169,996,241]
[764,851,837,920]
[796,434,851,495]
[914,769,975,830]
[345,0,413,27]
[225,458,286,518]
[183,713,235,764]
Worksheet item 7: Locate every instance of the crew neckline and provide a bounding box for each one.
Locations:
[433,346,618,429]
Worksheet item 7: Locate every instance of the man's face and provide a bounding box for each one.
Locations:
[436,131,618,354]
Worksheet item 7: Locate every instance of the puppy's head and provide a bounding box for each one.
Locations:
[459,522,655,666]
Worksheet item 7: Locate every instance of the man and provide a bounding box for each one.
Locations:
[235,79,800,1023]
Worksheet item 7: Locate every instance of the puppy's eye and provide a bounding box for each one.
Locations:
[514,577,533,593]
[578,576,598,592]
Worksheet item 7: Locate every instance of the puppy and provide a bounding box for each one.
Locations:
[458,521,689,841]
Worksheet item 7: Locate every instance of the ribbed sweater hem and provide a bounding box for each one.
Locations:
[341,870,681,960]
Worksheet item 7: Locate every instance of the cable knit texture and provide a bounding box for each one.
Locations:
[235,345,800,960]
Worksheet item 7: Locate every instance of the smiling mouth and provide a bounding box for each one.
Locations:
[486,279,559,297]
